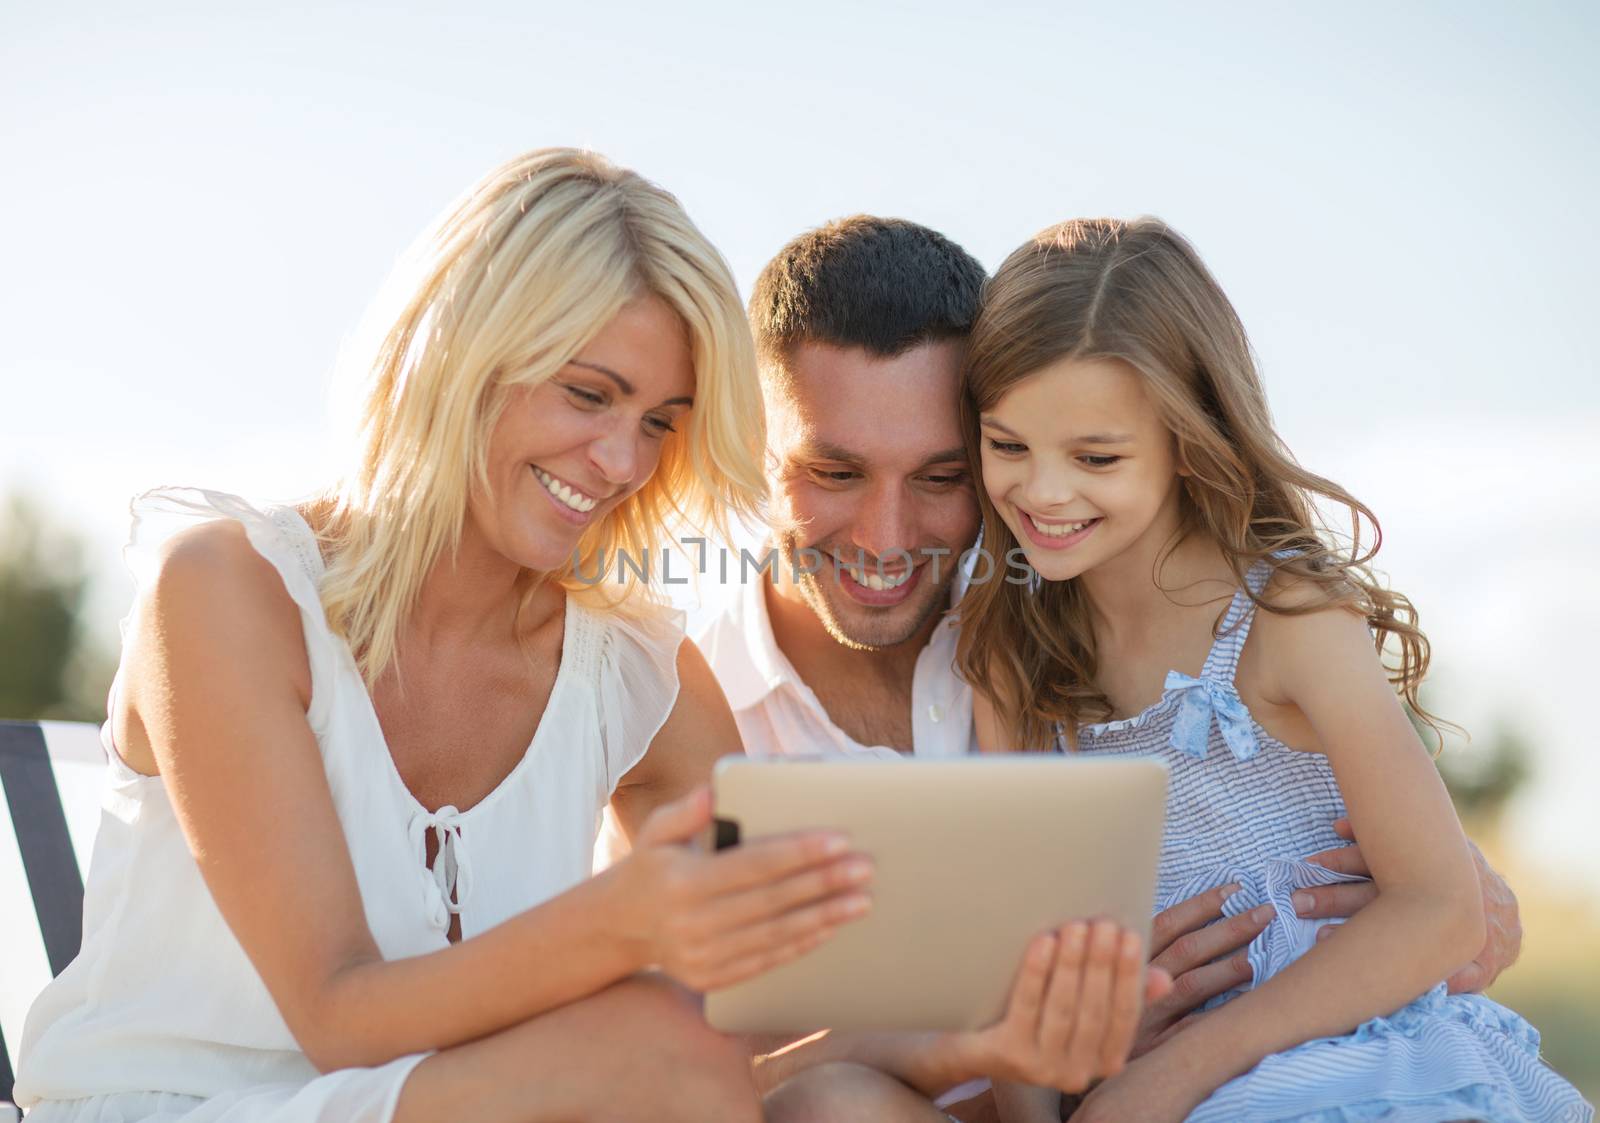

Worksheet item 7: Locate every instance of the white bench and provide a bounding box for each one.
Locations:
[0,720,107,1119]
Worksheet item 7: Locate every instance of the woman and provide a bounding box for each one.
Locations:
[16,150,1154,1122]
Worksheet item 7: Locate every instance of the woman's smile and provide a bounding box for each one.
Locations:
[531,464,601,524]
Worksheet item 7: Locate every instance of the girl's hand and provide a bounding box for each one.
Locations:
[938,920,1172,1094]
[1071,1048,1211,1123]
[607,785,874,992]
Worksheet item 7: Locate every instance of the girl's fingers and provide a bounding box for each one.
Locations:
[701,854,874,930]
[1060,920,1120,1089]
[1097,931,1146,1076]
[1037,921,1088,1058]
[1002,931,1058,1040]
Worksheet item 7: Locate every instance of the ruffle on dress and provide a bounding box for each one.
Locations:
[1158,864,1591,1122]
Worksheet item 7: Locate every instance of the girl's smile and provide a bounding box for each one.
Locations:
[1017,510,1103,550]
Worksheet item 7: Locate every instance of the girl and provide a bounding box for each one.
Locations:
[959,218,1591,1122]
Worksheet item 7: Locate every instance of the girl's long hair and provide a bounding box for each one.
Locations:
[313,148,766,684]
[957,217,1439,750]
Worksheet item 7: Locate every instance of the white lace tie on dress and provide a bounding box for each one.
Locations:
[407,805,474,932]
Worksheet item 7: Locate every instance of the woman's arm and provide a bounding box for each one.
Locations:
[123,523,871,1071]
[602,638,879,990]
[1077,599,1484,1120]
[607,637,743,842]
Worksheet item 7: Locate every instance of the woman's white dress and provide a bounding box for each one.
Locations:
[15,487,684,1121]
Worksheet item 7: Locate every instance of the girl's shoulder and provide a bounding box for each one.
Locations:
[1230,565,1377,750]
[1246,567,1372,664]
[1239,566,1399,742]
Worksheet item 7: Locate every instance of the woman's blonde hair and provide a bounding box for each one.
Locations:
[313,148,766,684]
[957,217,1440,750]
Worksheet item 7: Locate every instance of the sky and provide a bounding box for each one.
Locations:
[2,2,1597,892]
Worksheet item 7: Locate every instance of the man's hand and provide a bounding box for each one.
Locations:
[1132,883,1274,1056]
[1302,818,1522,993]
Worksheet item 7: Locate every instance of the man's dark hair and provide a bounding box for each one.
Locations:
[749,216,987,373]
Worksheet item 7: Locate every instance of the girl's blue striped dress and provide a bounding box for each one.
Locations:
[1073,562,1591,1123]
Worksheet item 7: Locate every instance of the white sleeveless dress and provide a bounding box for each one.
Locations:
[15,487,685,1121]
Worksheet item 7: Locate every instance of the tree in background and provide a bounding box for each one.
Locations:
[1436,721,1534,825]
[1410,693,1535,829]
[0,491,112,722]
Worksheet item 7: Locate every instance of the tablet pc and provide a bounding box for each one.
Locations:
[703,754,1168,1034]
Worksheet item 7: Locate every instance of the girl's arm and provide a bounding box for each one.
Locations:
[122,522,868,1072]
[1083,596,1484,1118]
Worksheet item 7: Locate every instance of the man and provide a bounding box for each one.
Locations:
[698,216,1523,1118]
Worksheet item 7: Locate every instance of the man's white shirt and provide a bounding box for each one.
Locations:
[695,575,975,760]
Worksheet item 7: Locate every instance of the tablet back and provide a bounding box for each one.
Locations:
[704,755,1168,1034]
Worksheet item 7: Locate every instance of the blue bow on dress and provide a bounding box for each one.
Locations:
[1164,671,1261,762]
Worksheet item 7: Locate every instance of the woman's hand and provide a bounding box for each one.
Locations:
[937,919,1172,1094]
[607,785,875,992]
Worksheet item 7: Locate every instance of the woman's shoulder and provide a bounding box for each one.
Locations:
[125,488,315,618]
[125,486,323,591]
[115,491,321,774]
[143,517,299,638]
[568,596,687,674]
[123,489,327,656]
[565,597,691,786]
